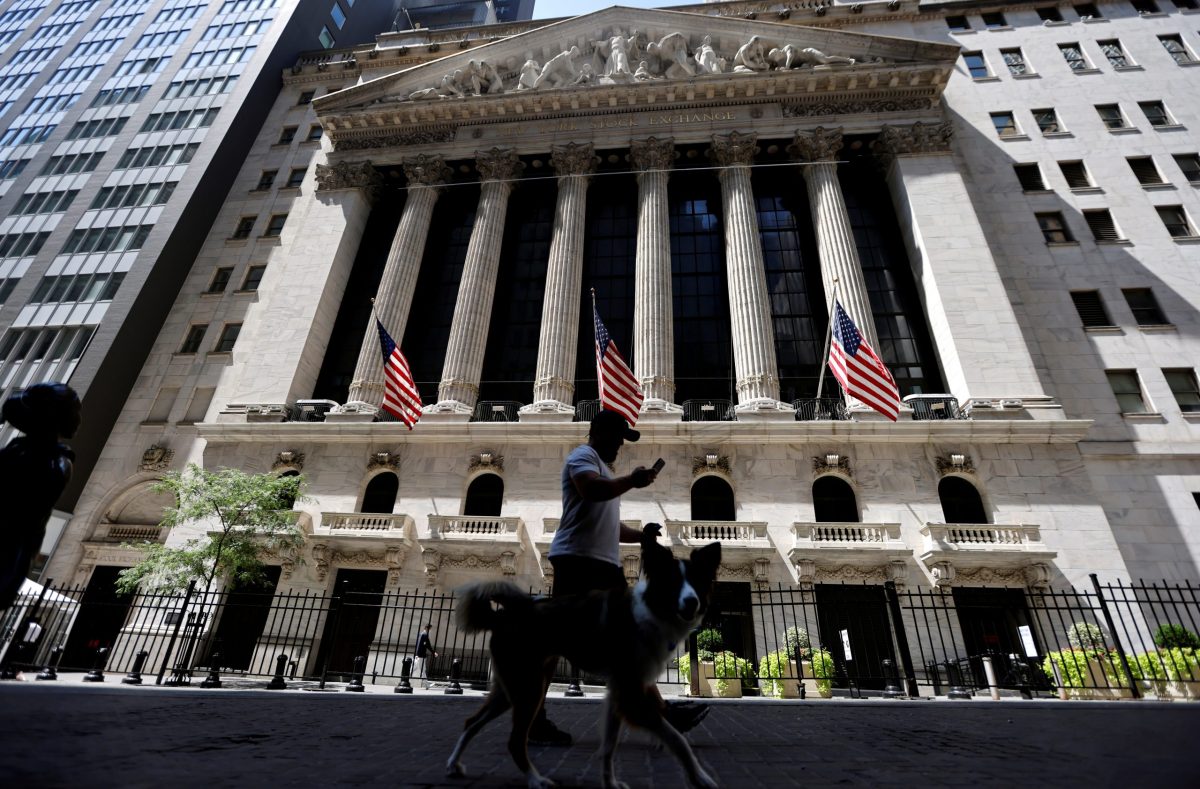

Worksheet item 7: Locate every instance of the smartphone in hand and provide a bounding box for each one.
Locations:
[651,458,665,474]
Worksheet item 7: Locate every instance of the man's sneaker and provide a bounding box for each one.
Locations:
[664,701,709,733]
[528,719,573,747]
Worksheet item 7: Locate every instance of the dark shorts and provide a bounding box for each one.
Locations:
[549,555,627,597]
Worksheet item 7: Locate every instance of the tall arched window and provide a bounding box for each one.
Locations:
[464,473,503,517]
[361,472,398,514]
[938,476,988,524]
[813,476,858,523]
[691,476,735,521]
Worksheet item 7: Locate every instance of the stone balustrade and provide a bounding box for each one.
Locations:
[792,521,904,548]
[319,512,413,533]
[428,515,523,540]
[667,520,769,545]
[921,523,1044,552]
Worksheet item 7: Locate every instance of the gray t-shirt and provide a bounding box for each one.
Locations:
[548,444,621,567]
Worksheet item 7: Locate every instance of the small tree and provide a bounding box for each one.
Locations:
[116,464,306,595]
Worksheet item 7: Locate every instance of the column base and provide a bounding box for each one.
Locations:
[517,401,576,422]
[421,401,473,422]
[734,399,795,421]
[325,401,379,423]
[638,399,683,422]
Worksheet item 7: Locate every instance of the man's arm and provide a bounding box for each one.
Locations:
[572,467,656,502]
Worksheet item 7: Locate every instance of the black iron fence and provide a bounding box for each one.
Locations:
[2,575,1197,699]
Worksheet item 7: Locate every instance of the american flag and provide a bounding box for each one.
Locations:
[828,301,901,422]
[593,302,643,426]
[375,319,422,429]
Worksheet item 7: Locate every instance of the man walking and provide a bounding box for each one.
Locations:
[414,623,438,689]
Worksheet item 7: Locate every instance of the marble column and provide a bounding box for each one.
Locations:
[708,131,789,416]
[629,136,681,417]
[788,126,880,352]
[520,143,596,420]
[337,155,452,417]
[873,121,1057,413]
[428,148,523,417]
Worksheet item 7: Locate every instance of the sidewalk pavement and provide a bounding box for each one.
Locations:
[0,677,1195,788]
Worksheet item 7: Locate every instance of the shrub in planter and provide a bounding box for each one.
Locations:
[696,628,723,656]
[1041,648,1118,688]
[1067,622,1107,651]
[758,650,791,698]
[1159,647,1200,681]
[711,651,754,697]
[1153,624,1200,650]
[784,627,811,660]
[809,648,836,698]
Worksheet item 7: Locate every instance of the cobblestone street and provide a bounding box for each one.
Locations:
[0,681,1195,788]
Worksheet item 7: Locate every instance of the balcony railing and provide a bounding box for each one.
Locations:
[470,400,523,423]
[792,521,904,547]
[573,399,601,423]
[320,512,412,532]
[98,524,165,543]
[428,515,523,539]
[682,399,736,422]
[668,520,768,544]
[922,523,1044,550]
[903,394,967,421]
[793,398,848,421]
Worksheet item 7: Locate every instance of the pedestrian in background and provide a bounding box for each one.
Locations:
[414,622,438,689]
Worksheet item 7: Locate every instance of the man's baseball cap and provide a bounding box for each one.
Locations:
[589,409,640,442]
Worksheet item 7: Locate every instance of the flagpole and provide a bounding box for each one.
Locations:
[815,277,841,401]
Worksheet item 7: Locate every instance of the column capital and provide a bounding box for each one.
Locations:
[629,136,676,172]
[401,153,453,187]
[787,126,843,163]
[707,131,759,168]
[474,147,524,182]
[872,121,954,161]
[550,142,598,177]
[314,160,383,195]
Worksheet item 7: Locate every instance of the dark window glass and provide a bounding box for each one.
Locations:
[1131,0,1160,12]
[990,112,1018,136]
[214,323,241,353]
[264,214,287,237]
[1037,212,1073,243]
[1060,43,1089,70]
[232,216,256,239]
[1106,370,1146,413]
[1084,209,1122,241]
[361,472,398,514]
[463,474,503,516]
[1098,40,1130,68]
[306,125,322,141]
[1173,0,1197,9]
[1139,101,1171,126]
[1096,104,1127,129]
[1160,35,1196,64]
[1059,160,1092,188]
[1033,108,1061,133]
[1156,205,1194,237]
[180,325,207,354]
[278,126,297,144]
[1014,163,1047,191]
[1074,2,1101,17]
[982,11,1007,27]
[209,267,233,293]
[1173,154,1200,183]
[1071,291,1113,327]
[1127,156,1164,184]
[963,51,989,78]
[297,90,315,105]
[1164,369,1200,412]
[241,265,266,291]
[813,476,858,523]
[254,170,276,190]
[286,168,305,188]
[1037,6,1064,21]
[945,15,970,30]
[939,477,989,524]
[1122,287,1168,325]
[691,476,735,521]
[1000,48,1028,75]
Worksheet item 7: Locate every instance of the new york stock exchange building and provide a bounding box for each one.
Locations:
[43,2,1200,690]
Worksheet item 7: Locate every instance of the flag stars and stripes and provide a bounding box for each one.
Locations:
[827,302,901,422]
[594,300,643,426]
[375,319,422,429]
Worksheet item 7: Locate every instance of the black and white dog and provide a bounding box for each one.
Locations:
[446,526,721,789]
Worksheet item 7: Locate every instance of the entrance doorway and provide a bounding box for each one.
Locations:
[314,569,386,678]
[953,586,1044,690]
[702,581,757,691]
[61,566,133,670]
[814,584,895,691]
[205,566,282,671]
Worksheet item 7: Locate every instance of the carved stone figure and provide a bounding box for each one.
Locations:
[768,45,856,70]
[647,32,694,79]
[694,35,725,74]
[534,45,581,90]
[475,59,505,94]
[595,30,639,80]
[517,59,540,90]
[733,35,770,73]
[571,63,597,86]
[634,60,653,81]
[408,71,463,100]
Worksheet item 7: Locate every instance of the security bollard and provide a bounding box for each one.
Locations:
[200,652,222,689]
[346,655,366,692]
[942,660,971,700]
[848,679,862,699]
[981,655,1000,701]
[565,665,585,698]
[882,659,905,698]
[444,657,463,695]
[266,654,289,690]
[122,650,150,685]
[37,646,64,681]
[395,656,413,694]
[83,647,110,682]
[289,660,298,680]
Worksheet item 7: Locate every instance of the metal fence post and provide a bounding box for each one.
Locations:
[156,581,196,686]
[1089,574,1141,699]
[883,581,919,697]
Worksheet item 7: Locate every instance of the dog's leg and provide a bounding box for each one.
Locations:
[600,693,628,789]
[446,689,511,778]
[624,693,717,789]
[508,687,556,789]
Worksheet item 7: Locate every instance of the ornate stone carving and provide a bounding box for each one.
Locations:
[1023,562,1052,592]
[874,121,955,159]
[733,35,770,72]
[956,566,1030,586]
[422,548,440,586]
[694,35,725,74]
[311,543,330,581]
[272,450,304,471]
[331,549,386,566]
[550,142,597,177]
[812,453,851,477]
[691,453,731,477]
[707,131,759,167]
[934,454,975,475]
[467,450,504,472]
[629,136,675,171]
[401,153,452,187]
[647,32,694,79]
[754,557,771,589]
[339,128,457,150]
[788,126,843,163]
[794,558,816,589]
[386,545,407,585]
[474,147,523,182]
[139,444,173,472]
[930,560,955,588]
[533,45,582,90]
[768,46,854,70]
[782,98,929,118]
[595,30,639,81]
[367,451,399,471]
[886,560,908,590]
[314,161,383,193]
[622,553,642,585]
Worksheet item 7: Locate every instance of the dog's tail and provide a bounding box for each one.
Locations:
[455,580,532,633]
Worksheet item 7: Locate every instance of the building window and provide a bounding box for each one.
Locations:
[1172,0,1198,9]
[1037,6,1064,21]
[264,214,288,237]
[1157,205,1196,237]
[963,51,990,78]
[232,216,256,239]
[1098,39,1132,68]
[1014,163,1048,191]
[1071,290,1114,327]
[213,323,241,353]
[1106,370,1148,413]
[1139,100,1174,127]
[254,171,276,191]
[241,265,266,291]
[1001,48,1029,75]
[331,2,347,29]
[1037,212,1074,243]
[1160,35,1196,64]
[1084,209,1123,241]
[1123,287,1168,325]
[1074,2,1102,18]
[1173,153,1200,183]
[813,476,859,523]
[692,476,736,521]
[208,267,233,293]
[1059,43,1092,71]
[318,26,334,49]
[360,472,398,514]
[1164,369,1200,413]
[990,111,1019,137]
[1059,160,1093,189]
[463,473,503,516]
[278,126,297,144]
[285,168,306,188]
[297,90,315,105]
[1033,107,1062,134]
[180,325,207,354]
[939,477,988,525]
[1131,0,1161,12]
[306,125,323,141]
[981,11,1007,27]
[1127,156,1165,184]
[1095,104,1129,129]
[945,15,970,30]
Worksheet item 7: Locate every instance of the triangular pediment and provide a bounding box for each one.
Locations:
[314,5,958,128]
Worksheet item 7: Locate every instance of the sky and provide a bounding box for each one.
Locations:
[532,0,674,20]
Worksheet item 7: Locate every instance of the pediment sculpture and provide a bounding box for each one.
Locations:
[398,30,857,104]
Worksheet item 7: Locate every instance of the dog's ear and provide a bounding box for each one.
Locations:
[689,542,722,580]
